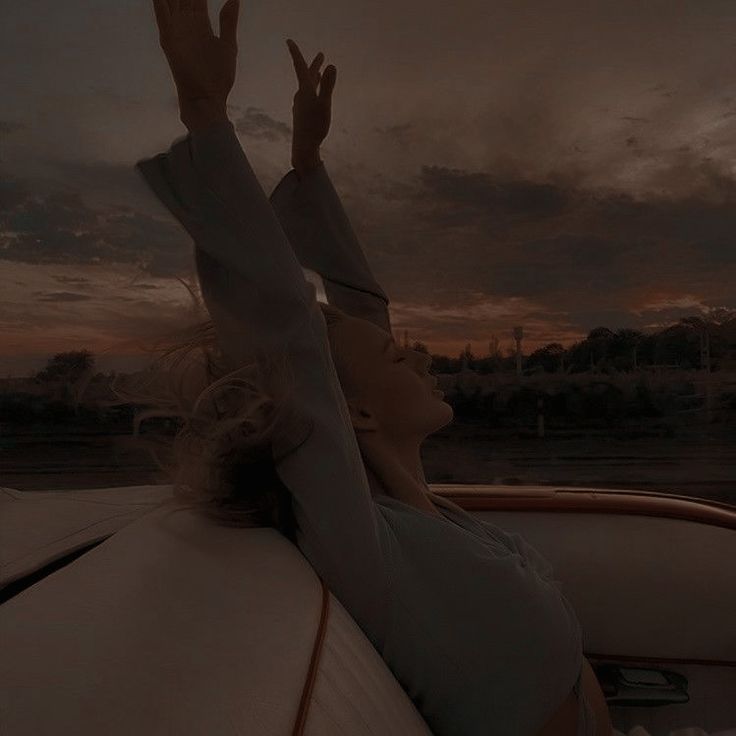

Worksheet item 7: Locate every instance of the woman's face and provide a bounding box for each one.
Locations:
[329,315,454,441]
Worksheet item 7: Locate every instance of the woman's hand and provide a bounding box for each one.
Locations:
[152,0,240,131]
[286,38,337,176]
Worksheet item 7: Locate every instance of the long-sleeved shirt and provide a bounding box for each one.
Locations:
[134,120,595,736]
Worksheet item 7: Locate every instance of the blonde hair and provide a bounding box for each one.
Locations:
[110,296,348,536]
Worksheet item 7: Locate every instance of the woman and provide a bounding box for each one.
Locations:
[139,0,612,734]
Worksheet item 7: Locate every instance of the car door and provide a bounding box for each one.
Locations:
[432,482,736,735]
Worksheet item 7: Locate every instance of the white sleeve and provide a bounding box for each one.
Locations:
[269,164,392,334]
[134,120,389,639]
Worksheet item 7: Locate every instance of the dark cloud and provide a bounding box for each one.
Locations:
[234,107,291,142]
[54,275,91,286]
[98,209,192,277]
[0,177,190,277]
[338,156,736,322]
[417,165,572,225]
[33,291,92,302]
[3,0,736,374]
[50,159,156,206]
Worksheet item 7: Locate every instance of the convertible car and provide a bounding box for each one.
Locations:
[1,481,734,735]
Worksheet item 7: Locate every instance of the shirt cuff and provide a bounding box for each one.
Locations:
[270,161,328,203]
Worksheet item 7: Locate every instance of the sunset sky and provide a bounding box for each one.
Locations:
[2,0,736,377]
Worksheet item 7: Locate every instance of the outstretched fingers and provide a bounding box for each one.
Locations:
[153,0,216,36]
[309,52,324,85]
[318,65,337,104]
[191,0,214,34]
[287,38,315,91]
[153,0,226,37]
[218,0,239,47]
[287,37,336,108]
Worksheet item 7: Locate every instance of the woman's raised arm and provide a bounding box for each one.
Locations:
[139,0,389,641]
[269,39,393,333]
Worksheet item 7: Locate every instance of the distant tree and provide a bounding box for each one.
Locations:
[411,340,429,354]
[563,339,587,373]
[587,327,615,341]
[676,316,733,370]
[565,327,636,373]
[478,333,504,374]
[586,327,616,371]
[459,343,476,370]
[35,350,95,384]
[527,343,565,373]
[610,328,646,371]
[420,315,736,377]
[34,351,98,408]
[429,353,455,373]
[653,324,701,367]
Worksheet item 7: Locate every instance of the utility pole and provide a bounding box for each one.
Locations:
[537,397,545,438]
[700,327,713,423]
[700,328,710,372]
[513,326,523,378]
[461,343,471,372]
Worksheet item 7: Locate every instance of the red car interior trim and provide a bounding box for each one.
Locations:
[586,651,736,668]
[293,577,331,736]
[435,487,736,531]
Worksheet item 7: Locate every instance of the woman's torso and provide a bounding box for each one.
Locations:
[372,493,592,736]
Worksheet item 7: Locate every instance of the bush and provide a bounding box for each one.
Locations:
[41,400,75,423]
[445,386,485,423]
[0,393,45,424]
[505,387,545,426]
[631,383,664,418]
[580,383,626,426]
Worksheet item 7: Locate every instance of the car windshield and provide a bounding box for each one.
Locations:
[1,1,734,508]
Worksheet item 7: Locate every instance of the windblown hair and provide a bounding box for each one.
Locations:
[110,296,348,539]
